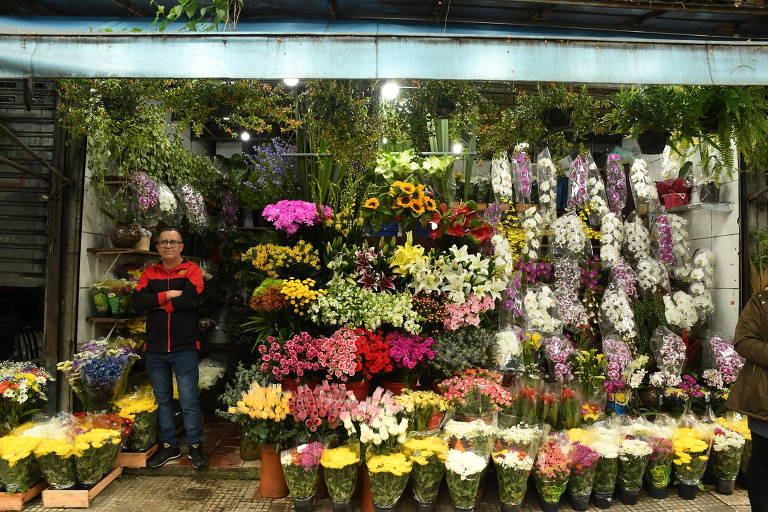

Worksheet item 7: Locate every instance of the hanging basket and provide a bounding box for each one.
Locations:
[637,131,670,154]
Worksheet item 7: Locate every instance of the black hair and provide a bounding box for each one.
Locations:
[156,227,183,242]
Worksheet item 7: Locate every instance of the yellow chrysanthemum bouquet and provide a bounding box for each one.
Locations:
[73,426,122,487]
[0,429,42,492]
[395,389,449,433]
[404,432,448,506]
[672,424,712,497]
[116,385,158,452]
[15,418,80,490]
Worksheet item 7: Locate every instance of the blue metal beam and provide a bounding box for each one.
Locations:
[0,17,766,84]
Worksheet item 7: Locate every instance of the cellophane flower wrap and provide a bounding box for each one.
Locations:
[115,385,158,452]
[493,425,542,507]
[672,425,711,486]
[262,200,332,235]
[534,433,571,504]
[629,159,662,213]
[565,430,600,502]
[590,423,621,502]
[320,441,361,504]
[395,390,449,433]
[651,327,686,376]
[553,257,589,331]
[606,153,627,214]
[567,155,590,210]
[643,425,675,490]
[663,291,698,331]
[536,148,558,216]
[617,435,652,492]
[280,442,324,500]
[524,284,561,336]
[710,427,745,482]
[24,418,78,490]
[288,381,357,437]
[57,338,138,413]
[177,183,208,233]
[225,382,295,449]
[73,424,122,486]
[445,443,488,509]
[366,447,413,509]
[491,151,514,202]
[702,334,744,391]
[717,415,751,476]
[551,213,588,257]
[405,432,448,504]
[543,336,577,384]
[0,361,53,435]
[558,387,582,431]
[599,282,637,343]
[440,374,512,418]
[0,428,42,492]
[512,143,534,203]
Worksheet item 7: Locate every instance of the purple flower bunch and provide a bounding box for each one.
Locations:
[610,261,638,299]
[131,172,159,214]
[515,259,553,285]
[603,337,632,382]
[243,138,297,192]
[543,335,576,382]
[218,191,238,235]
[710,336,744,384]
[515,151,532,201]
[679,375,704,398]
[654,215,676,266]
[606,154,627,214]
[386,332,435,370]
[658,332,686,373]
[570,442,600,474]
[178,184,208,231]
[299,441,324,470]
[554,259,588,327]
[568,156,589,208]
[579,256,604,294]
[502,273,524,316]
[262,200,332,235]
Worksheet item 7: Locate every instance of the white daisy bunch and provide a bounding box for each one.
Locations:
[663,291,699,330]
[629,158,655,201]
[552,213,587,255]
[491,151,514,201]
[496,425,543,447]
[521,207,547,260]
[712,429,745,452]
[494,450,534,471]
[623,216,651,260]
[600,285,637,341]
[635,257,666,292]
[491,233,516,282]
[524,285,561,335]
[445,449,488,479]
[600,213,624,268]
[619,438,653,459]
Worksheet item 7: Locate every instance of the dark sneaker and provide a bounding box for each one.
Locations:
[147,443,181,468]
[188,443,208,469]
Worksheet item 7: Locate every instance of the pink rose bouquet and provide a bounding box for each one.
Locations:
[287,380,357,435]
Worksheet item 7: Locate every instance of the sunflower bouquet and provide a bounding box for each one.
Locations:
[115,386,158,452]
[0,431,41,492]
[404,432,448,506]
[362,180,438,233]
[73,427,122,487]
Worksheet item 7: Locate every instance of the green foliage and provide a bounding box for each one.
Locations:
[633,294,667,359]
[150,0,243,31]
[429,327,498,380]
[751,228,768,270]
[607,86,695,138]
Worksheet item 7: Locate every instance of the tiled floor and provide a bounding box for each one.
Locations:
[22,474,751,512]
[162,417,258,470]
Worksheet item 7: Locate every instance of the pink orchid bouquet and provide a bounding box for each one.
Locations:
[287,380,357,435]
[439,374,512,417]
[386,331,435,384]
[443,294,495,330]
[259,332,321,381]
[262,200,332,235]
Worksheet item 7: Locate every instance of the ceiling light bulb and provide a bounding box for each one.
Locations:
[381,81,400,101]
[382,137,388,144]
[240,131,250,141]
[452,143,463,155]
[283,78,299,87]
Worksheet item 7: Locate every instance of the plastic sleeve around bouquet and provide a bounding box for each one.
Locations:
[491,152,514,203]
[177,183,209,234]
[512,149,534,204]
[628,159,663,215]
[651,215,678,269]
[710,428,745,481]
[444,445,488,510]
[523,284,562,337]
[78,356,138,413]
[558,386,582,431]
[281,442,324,500]
[508,378,543,427]
[567,155,590,210]
[519,207,546,261]
[320,442,361,504]
[551,212,588,258]
[493,425,541,507]
[590,424,620,500]
[672,424,712,486]
[606,153,627,214]
[617,437,652,492]
[74,429,122,487]
[366,448,412,509]
[29,415,78,490]
[566,440,600,502]
[702,333,744,387]
[599,282,637,343]
[643,432,674,490]
[534,433,571,505]
[553,257,589,330]
[622,213,651,263]
[0,432,42,493]
[405,432,447,504]
[586,165,609,227]
[536,148,558,214]
[651,326,686,376]
[580,387,607,426]
[115,386,158,452]
[495,326,525,375]
[156,182,180,225]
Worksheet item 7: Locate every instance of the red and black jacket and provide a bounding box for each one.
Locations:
[133,260,204,352]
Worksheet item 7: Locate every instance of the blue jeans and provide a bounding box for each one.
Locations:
[145,350,202,447]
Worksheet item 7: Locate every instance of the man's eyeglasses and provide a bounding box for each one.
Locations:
[157,240,183,247]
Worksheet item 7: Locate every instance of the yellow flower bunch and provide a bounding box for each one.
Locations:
[330,207,362,237]
[366,180,438,217]
[404,435,448,465]
[389,234,426,276]
[228,382,290,422]
[367,452,413,476]
[567,428,596,446]
[281,278,326,315]
[395,390,449,413]
[35,438,80,458]
[116,395,158,420]
[717,416,751,441]
[578,204,601,240]
[126,318,146,335]
[525,332,543,350]
[241,240,321,278]
[0,435,39,466]
[672,427,710,465]
[74,429,121,452]
[496,207,525,262]
[320,445,360,469]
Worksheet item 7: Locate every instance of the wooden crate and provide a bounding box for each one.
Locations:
[116,445,157,468]
[42,466,122,508]
[0,481,47,511]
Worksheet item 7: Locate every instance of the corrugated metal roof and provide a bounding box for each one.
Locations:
[1,0,766,39]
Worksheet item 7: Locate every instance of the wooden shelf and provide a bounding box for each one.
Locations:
[86,316,143,324]
[665,202,732,214]
[87,247,207,261]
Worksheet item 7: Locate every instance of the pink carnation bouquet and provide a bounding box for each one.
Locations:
[262,200,332,235]
[259,332,321,381]
[386,331,435,385]
[317,328,358,382]
[439,374,512,417]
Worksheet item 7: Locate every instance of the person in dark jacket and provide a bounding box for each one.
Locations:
[133,227,208,469]
[727,290,768,512]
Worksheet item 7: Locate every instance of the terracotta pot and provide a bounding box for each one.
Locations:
[380,381,411,396]
[360,466,375,512]
[344,381,370,401]
[258,444,288,498]
[133,234,151,251]
[281,377,321,392]
[111,224,141,248]
[239,435,259,461]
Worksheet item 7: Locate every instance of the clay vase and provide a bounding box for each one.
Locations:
[258,444,288,498]
[344,381,370,401]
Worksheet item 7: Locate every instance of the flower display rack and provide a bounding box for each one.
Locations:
[116,445,157,468]
[0,481,47,511]
[86,316,144,325]
[42,466,123,508]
